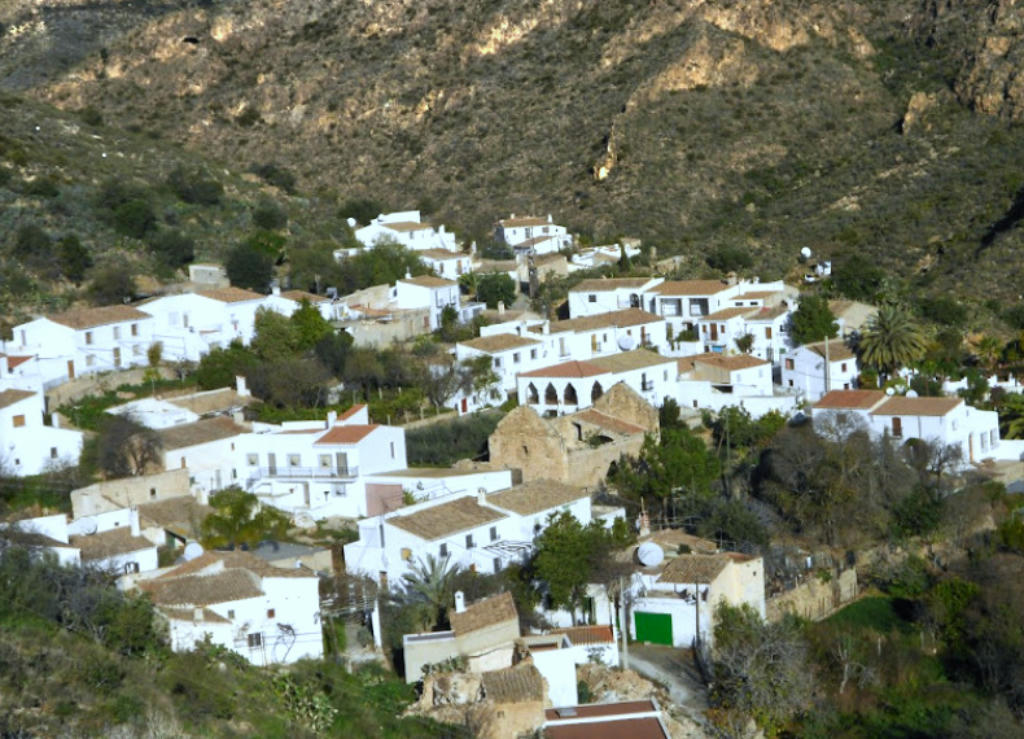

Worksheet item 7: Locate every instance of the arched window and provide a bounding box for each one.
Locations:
[591,382,603,402]
[527,383,539,404]
[544,383,558,404]
[564,383,578,405]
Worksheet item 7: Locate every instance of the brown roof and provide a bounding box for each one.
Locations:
[550,624,615,646]
[383,220,433,232]
[388,496,507,541]
[499,215,549,228]
[870,396,963,417]
[0,388,35,410]
[195,287,265,303]
[460,334,540,352]
[315,423,379,445]
[544,717,668,739]
[745,304,789,320]
[161,606,231,624]
[156,417,247,451]
[377,467,485,479]
[279,290,328,303]
[703,306,756,321]
[338,404,367,421]
[481,662,544,703]
[418,249,463,260]
[534,308,662,334]
[651,280,730,296]
[137,496,212,539]
[399,275,457,288]
[688,353,769,371]
[141,569,263,606]
[516,235,559,249]
[519,360,606,379]
[5,355,33,371]
[70,527,154,561]
[166,388,254,416]
[803,340,857,362]
[48,305,151,330]
[590,349,674,373]
[545,700,658,721]
[488,480,585,515]
[657,553,736,584]
[734,290,781,300]
[157,550,313,580]
[813,390,887,410]
[574,408,646,435]
[572,278,654,292]
[450,591,518,636]
[477,259,518,272]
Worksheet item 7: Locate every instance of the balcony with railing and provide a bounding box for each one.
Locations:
[247,465,359,482]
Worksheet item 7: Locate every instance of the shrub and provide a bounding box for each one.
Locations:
[79,105,103,126]
[405,412,502,466]
[166,165,223,205]
[706,244,753,273]
[112,199,157,238]
[87,263,136,305]
[251,162,297,194]
[235,107,261,127]
[226,242,274,290]
[22,176,59,197]
[338,197,383,225]
[57,235,93,284]
[252,199,288,230]
[149,230,195,268]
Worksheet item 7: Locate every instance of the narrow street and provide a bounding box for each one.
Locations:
[627,643,710,717]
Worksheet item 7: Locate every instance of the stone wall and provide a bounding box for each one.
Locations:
[46,366,178,410]
[766,568,858,622]
[592,381,659,433]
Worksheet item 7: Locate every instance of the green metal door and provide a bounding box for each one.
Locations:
[634,611,673,645]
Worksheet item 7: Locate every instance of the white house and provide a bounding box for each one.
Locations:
[526,308,669,359]
[494,214,572,255]
[395,274,462,332]
[155,416,249,495]
[343,480,593,587]
[68,506,159,575]
[417,249,473,281]
[136,550,322,665]
[811,390,1008,466]
[238,406,408,520]
[138,288,269,362]
[673,353,793,418]
[355,210,457,252]
[567,277,665,318]
[781,340,859,401]
[516,351,678,416]
[268,289,338,322]
[0,388,83,475]
[455,333,546,394]
[0,512,81,565]
[8,305,156,386]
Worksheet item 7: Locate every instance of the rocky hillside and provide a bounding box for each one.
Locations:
[2,0,1024,306]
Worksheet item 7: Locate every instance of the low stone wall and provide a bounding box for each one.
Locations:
[766,568,858,623]
[46,366,177,409]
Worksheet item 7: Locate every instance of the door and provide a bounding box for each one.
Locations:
[268,453,277,475]
[113,347,121,367]
[891,417,902,438]
[634,611,673,646]
[335,452,348,476]
[461,397,468,413]
[67,360,75,379]
[710,323,718,341]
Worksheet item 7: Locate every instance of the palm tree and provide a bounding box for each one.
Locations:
[973,334,1003,375]
[858,304,928,383]
[400,554,461,631]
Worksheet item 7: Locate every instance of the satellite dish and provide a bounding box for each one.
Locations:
[637,542,664,567]
[617,335,636,351]
[906,390,919,398]
[346,217,357,228]
[885,387,895,396]
[80,519,98,536]
[800,246,812,259]
[183,542,204,561]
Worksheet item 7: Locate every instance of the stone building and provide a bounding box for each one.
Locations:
[488,383,657,488]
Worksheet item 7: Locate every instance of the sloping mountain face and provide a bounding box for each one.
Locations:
[2,0,1024,302]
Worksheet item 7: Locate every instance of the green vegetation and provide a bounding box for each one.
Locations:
[405,411,503,466]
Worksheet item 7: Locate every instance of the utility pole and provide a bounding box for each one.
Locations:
[619,576,630,671]
[824,333,831,394]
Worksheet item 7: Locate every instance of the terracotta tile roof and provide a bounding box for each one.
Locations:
[689,353,769,371]
[813,390,887,410]
[651,279,731,296]
[574,408,646,435]
[499,215,549,228]
[156,417,247,450]
[487,480,585,515]
[477,259,518,272]
[802,340,856,361]
[399,275,457,288]
[141,569,263,606]
[550,624,615,645]
[418,249,463,260]
[156,550,313,580]
[518,360,606,379]
[656,553,734,584]
[0,388,35,410]
[533,308,662,334]
[450,592,518,636]
[870,396,963,417]
[166,388,254,415]
[544,716,668,739]
[161,606,231,624]
[387,496,507,541]
[382,220,433,232]
[338,404,366,421]
[137,496,212,539]
[460,334,540,352]
[70,528,154,561]
[195,287,265,303]
[544,700,658,721]
[703,306,756,321]
[571,278,654,292]
[279,290,328,303]
[589,349,674,373]
[746,304,789,320]
[315,423,379,445]
[48,305,152,330]
[5,355,33,370]
[481,662,545,703]
[734,290,781,300]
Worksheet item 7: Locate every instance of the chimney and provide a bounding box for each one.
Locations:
[194,607,204,622]
[130,506,140,537]
[510,213,516,219]
[542,320,550,335]
[51,413,60,429]
[233,410,245,425]
[497,301,505,315]
[454,591,466,613]
[326,410,338,428]
[235,375,250,397]
[478,488,487,506]
[271,285,281,296]
[405,269,412,279]
[547,213,553,223]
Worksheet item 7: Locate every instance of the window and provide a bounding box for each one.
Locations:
[784,358,794,370]
[588,294,596,303]
[991,430,998,446]
[288,454,300,466]
[12,415,25,428]
[50,447,57,459]
[131,323,138,337]
[494,357,502,368]
[490,526,498,541]
[132,345,142,356]
[530,349,538,360]
[86,355,95,367]
[124,562,140,574]
[841,362,848,372]
[246,454,258,465]
[230,443,235,451]
[247,633,262,648]
[493,557,502,573]
[150,487,157,499]
[466,534,475,549]
[765,327,772,339]
[439,543,448,557]
[891,417,903,438]
[319,454,331,468]
[85,331,93,345]
[788,379,794,387]
[534,521,542,534]
[401,547,412,561]
[113,326,121,340]
[390,441,395,458]
[228,610,235,619]
[513,352,520,364]
[180,457,187,469]
[267,609,275,619]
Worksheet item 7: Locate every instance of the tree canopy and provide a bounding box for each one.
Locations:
[788,294,839,346]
